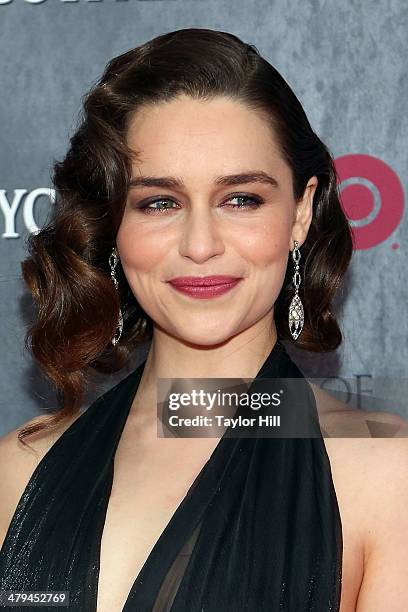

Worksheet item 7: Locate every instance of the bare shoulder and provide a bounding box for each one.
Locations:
[309,381,408,438]
[309,382,408,535]
[325,434,408,609]
[0,412,81,548]
[308,383,408,607]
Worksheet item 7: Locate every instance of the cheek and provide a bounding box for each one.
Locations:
[116,220,165,273]
[234,214,291,269]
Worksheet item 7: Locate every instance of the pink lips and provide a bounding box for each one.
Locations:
[167,275,243,299]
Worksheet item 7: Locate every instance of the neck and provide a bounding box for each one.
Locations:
[131,313,279,431]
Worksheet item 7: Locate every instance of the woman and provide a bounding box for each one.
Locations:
[0,27,407,612]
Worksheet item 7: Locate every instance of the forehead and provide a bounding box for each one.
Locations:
[125,96,287,176]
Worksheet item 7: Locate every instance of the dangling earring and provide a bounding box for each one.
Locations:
[288,240,304,341]
[109,247,123,346]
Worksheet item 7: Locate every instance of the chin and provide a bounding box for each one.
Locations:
[165,323,237,348]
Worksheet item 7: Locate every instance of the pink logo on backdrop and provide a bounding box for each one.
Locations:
[335,154,405,250]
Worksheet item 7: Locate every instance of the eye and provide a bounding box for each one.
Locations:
[137,194,264,215]
[138,198,179,214]
[226,194,264,210]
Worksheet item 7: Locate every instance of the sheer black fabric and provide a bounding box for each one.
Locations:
[0,340,343,611]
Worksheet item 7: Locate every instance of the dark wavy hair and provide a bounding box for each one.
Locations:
[19,27,354,445]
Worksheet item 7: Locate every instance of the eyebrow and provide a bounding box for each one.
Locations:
[127,171,279,190]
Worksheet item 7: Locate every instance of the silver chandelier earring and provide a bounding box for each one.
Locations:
[288,240,304,341]
[109,247,123,346]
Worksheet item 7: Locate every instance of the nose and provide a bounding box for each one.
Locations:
[178,202,225,263]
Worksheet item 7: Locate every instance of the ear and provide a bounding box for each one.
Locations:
[290,176,318,250]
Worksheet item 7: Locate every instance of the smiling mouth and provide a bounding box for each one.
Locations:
[167,275,242,287]
[167,277,243,299]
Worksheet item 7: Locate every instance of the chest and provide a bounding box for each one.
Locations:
[96,437,219,612]
[95,438,365,612]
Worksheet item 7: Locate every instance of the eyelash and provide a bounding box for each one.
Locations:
[136,194,264,215]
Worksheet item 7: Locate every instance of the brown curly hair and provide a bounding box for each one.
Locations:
[19,27,354,446]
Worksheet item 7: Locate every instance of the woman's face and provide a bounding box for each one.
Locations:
[116,95,316,346]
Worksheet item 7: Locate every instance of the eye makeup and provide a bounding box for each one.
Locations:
[134,193,265,215]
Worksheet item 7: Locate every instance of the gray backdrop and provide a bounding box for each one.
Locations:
[0,0,407,435]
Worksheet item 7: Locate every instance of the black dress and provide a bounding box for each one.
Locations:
[0,339,343,611]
